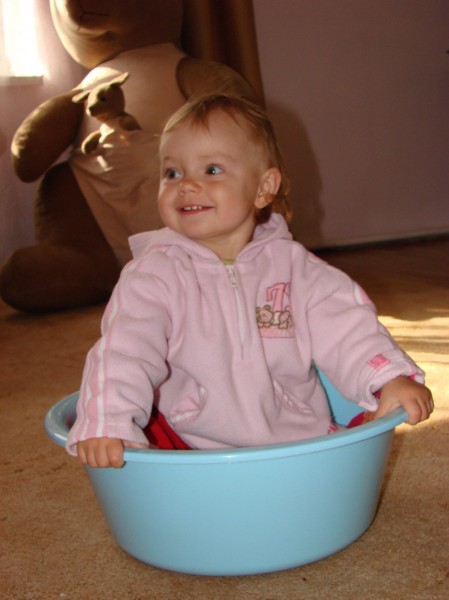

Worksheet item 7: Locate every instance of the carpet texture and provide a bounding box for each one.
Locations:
[1,238,448,600]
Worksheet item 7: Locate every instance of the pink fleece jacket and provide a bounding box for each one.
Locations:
[66,214,424,454]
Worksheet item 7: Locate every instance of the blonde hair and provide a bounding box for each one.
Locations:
[161,94,292,225]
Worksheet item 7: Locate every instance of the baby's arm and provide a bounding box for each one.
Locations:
[374,376,434,425]
[77,438,148,469]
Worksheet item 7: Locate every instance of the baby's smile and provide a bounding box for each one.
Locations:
[178,205,212,214]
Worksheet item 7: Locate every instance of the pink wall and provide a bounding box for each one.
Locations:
[254,0,449,247]
[1,1,448,266]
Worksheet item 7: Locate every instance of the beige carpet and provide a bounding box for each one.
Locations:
[1,238,448,600]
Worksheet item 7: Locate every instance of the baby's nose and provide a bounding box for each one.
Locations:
[179,178,200,194]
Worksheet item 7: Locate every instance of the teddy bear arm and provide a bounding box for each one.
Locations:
[81,131,102,154]
[11,90,84,182]
[176,57,258,103]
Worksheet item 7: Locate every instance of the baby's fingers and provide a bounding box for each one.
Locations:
[77,438,124,468]
[105,440,126,468]
[406,387,434,425]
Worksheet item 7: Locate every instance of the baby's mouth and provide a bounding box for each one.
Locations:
[179,205,212,213]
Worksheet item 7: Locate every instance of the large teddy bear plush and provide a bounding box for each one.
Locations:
[1,0,257,312]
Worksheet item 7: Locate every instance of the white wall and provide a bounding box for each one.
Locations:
[0,0,86,264]
[254,0,449,247]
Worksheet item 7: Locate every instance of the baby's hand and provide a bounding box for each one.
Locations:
[375,376,434,425]
[77,437,147,468]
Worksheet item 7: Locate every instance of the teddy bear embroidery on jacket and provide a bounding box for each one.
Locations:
[256,282,294,338]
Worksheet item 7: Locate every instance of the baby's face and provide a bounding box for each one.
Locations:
[158,110,271,259]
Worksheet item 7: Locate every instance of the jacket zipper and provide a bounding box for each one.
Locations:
[225,264,245,354]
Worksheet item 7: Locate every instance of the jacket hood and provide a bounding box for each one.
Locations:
[129,213,293,262]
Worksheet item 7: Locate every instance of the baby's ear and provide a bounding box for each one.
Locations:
[255,168,282,208]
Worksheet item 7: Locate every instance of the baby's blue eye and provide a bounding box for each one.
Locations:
[205,165,223,175]
[164,168,181,180]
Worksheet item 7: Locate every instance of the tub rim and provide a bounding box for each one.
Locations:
[45,392,407,465]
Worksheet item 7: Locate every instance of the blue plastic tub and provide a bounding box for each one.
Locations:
[45,372,406,576]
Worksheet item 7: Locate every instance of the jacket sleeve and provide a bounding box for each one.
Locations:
[304,256,424,411]
[66,257,172,455]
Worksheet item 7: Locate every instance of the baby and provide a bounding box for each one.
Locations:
[67,94,433,468]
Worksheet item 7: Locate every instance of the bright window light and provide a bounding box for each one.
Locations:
[0,0,44,78]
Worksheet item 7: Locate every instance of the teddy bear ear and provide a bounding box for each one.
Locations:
[72,89,90,104]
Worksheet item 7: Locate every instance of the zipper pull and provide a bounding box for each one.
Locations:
[226,264,238,288]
